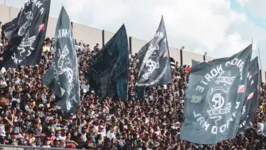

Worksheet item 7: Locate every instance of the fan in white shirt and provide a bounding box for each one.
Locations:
[257,121,264,135]
[106,126,116,140]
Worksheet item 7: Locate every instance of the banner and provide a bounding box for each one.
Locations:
[238,57,260,132]
[135,16,172,87]
[86,25,129,100]
[192,59,201,68]
[2,0,50,68]
[181,45,252,144]
[42,7,80,113]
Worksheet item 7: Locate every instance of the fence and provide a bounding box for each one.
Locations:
[0,145,88,150]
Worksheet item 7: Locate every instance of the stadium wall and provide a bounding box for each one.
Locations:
[182,50,203,66]
[1,4,265,82]
[261,69,266,83]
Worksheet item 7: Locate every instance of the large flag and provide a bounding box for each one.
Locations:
[238,57,260,132]
[192,59,201,68]
[135,17,172,87]
[42,7,80,114]
[1,0,50,68]
[181,45,252,144]
[86,25,129,100]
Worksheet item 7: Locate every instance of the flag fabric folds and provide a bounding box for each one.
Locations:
[238,57,260,132]
[192,59,201,68]
[86,25,129,100]
[135,17,172,87]
[1,0,50,68]
[181,45,252,144]
[263,121,266,136]
[42,7,80,114]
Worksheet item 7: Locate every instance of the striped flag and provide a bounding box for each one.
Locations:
[170,57,175,69]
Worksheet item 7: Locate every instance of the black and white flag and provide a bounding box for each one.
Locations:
[1,0,50,68]
[181,45,252,144]
[135,16,172,87]
[170,57,176,69]
[42,7,80,114]
[238,57,260,132]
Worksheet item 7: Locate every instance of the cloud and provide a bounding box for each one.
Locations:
[6,0,266,68]
[64,0,249,54]
[236,0,266,19]
[67,0,254,58]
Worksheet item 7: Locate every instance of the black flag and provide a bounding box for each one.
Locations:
[238,57,260,132]
[86,25,129,100]
[181,45,252,144]
[135,17,172,87]
[1,0,50,68]
[42,7,80,114]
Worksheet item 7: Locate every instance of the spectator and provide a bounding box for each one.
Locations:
[94,43,100,53]
[0,36,265,149]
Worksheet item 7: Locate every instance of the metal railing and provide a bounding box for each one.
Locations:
[0,145,88,150]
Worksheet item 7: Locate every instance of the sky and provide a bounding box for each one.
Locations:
[1,0,266,69]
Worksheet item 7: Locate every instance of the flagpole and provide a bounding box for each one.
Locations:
[258,48,262,69]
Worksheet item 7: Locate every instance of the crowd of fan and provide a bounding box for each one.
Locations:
[0,34,265,149]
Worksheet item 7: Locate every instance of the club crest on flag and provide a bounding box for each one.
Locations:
[181,44,252,144]
[136,17,172,87]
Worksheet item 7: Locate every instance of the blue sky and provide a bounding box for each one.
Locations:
[1,0,266,69]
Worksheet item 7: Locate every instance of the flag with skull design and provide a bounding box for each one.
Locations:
[1,0,50,68]
[135,16,172,87]
[42,7,80,114]
[181,44,252,144]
